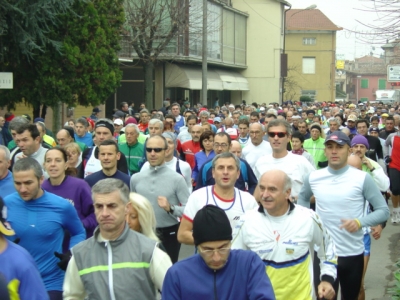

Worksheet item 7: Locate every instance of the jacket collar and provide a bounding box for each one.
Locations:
[257,200,295,215]
[94,223,130,246]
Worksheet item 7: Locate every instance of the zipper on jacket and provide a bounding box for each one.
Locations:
[214,270,218,300]
[106,242,117,300]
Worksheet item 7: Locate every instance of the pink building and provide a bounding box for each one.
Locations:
[346,55,390,102]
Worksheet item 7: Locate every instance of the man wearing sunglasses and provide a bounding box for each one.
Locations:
[164,205,275,299]
[254,119,314,200]
[131,135,189,263]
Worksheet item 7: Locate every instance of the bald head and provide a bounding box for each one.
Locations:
[230,140,242,158]
[249,122,264,146]
[191,125,203,142]
[259,169,292,216]
[250,122,263,131]
[56,129,74,147]
[224,118,233,128]
[341,127,350,136]
[347,154,362,170]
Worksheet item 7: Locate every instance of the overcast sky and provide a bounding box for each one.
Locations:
[287,0,388,60]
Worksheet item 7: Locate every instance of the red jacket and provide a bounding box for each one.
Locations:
[180,140,201,170]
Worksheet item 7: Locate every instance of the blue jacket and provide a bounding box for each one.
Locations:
[162,250,275,300]
[5,191,86,291]
[195,157,258,194]
[192,150,215,180]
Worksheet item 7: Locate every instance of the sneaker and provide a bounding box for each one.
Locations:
[392,211,398,223]
[396,211,400,224]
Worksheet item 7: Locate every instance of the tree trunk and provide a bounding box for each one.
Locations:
[52,102,62,134]
[32,103,41,120]
[143,61,154,109]
[41,105,47,119]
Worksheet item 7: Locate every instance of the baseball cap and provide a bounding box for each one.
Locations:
[92,107,101,113]
[260,107,266,111]
[381,113,389,118]
[113,111,125,118]
[214,117,221,123]
[349,104,356,108]
[114,119,123,126]
[0,197,15,236]
[347,115,357,122]
[369,127,380,133]
[324,131,351,147]
[368,108,375,114]
[34,117,45,123]
[21,114,31,121]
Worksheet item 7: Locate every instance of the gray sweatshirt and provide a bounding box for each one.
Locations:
[131,163,189,228]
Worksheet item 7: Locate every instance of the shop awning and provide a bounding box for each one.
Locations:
[165,63,249,91]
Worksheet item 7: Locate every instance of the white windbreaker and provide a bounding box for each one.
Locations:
[232,202,337,300]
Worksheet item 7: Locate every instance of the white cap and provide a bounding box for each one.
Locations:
[114,119,123,126]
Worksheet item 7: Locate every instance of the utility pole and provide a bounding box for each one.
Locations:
[201,0,207,105]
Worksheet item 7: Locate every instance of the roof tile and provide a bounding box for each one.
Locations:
[286,9,342,31]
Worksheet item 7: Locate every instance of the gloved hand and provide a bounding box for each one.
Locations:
[54,250,72,271]
[385,156,392,165]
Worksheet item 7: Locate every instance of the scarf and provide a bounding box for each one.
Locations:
[292,148,305,155]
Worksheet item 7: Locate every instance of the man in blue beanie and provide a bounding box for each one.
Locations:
[162,205,276,299]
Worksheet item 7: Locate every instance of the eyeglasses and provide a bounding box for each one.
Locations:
[198,246,231,257]
[214,143,228,148]
[145,147,166,153]
[267,132,287,138]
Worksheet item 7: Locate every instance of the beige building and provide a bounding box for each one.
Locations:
[117,0,290,109]
[284,9,342,102]
[7,0,290,128]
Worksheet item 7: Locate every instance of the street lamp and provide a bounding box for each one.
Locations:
[356,75,362,103]
[281,4,317,104]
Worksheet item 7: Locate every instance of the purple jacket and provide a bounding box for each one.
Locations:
[42,176,97,238]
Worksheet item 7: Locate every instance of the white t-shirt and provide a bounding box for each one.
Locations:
[254,152,315,197]
[182,186,258,232]
[242,140,272,171]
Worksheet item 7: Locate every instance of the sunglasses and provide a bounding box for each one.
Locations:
[145,147,166,153]
[268,132,287,138]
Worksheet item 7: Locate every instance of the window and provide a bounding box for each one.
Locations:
[360,97,368,102]
[301,90,316,101]
[378,78,386,89]
[234,14,246,65]
[361,79,369,89]
[303,38,316,45]
[302,57,315,74]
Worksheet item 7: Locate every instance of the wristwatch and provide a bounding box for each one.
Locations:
[169,205,175,213]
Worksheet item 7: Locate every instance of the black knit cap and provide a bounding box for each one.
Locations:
[63,126,75,141]
[310,124,321,132]
[192,205,232,246]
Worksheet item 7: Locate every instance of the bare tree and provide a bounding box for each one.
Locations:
[352,0,400,60]
[123,0,188,108]
[283,65,302,101]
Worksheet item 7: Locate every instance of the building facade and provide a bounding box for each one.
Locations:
[345,55,389,103]
[112,0,290,110]
[284,9,341,102]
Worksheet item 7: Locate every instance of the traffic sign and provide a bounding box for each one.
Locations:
[0,72,13,89]
[388,65,400,82]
